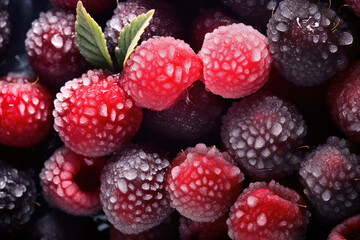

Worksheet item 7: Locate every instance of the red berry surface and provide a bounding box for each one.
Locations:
[328,214,360,240]
[25,9,89,90]
[53,69,142,157]
[227,180,310,240]
[50,0,116,16]
[166,143,244,222]
[0,74,53,148]
[100,145,172,234]
[346,0,360,17]
[40,147,106,216]
[198,23,271,98]
[121,36,202,111]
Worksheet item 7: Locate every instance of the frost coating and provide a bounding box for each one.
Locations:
[0,0,10,54]
[166,143,244,222]
[267,0,356,86]
[198,23,271,98]
[299,136,360,222]
[221,92,307,180]
[100,145,172,234]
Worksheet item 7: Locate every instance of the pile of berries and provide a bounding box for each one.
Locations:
[2,0,360,239]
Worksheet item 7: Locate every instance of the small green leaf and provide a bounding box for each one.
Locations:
[75,1,114,71]
[115,9,155,69]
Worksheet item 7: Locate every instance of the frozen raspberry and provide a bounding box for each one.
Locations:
[121,37,202,111]
[267,0,357,86]
[198,23,271,98]
[299,136,360,222]
[0,74,53,148]
[50,0,115,16]
[227,180,310,240]
[221,91,307,180]
[53,69,142,157]
[327,59,360,145]
[40,147,106,216]
[142,81,225,148]
[166,143,244,222]
[189,8,239,52]
[0,162,36,225]
[25,9,89,90]
[179,215,229,240]
[104,0,183,53]
[328,214,360,240]
[346,0,360,17]
[0,0,10,56]
[100,145,172,234]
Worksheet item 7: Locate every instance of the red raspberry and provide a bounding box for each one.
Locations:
[25,9,89,90]
[0,74,53,148]
[100,145,172,234]
[189,8,239,52]
[39,147,106,216]
[166,143,244,222]
[227,181,310,240]
[53,69,142,157]
[121,36,203,111]
[198,23,271,98]
[328,214,360,240]
[50,0,116,16]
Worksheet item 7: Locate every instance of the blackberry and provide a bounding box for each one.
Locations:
[104,0,183,54]
[142,81,225,148]
[267,0,356,86]
[299,136,360,222]
[100,144,172,234]
[0,0,10,56]
[0,162,36,225]
[221,91,307,180]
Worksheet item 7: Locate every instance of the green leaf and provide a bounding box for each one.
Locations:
[75,1,114,71]
[115,9,155,69]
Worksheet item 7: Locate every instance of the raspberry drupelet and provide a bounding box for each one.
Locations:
[53,69,142,157]
[221,91,307,180]
[198,23,271,99]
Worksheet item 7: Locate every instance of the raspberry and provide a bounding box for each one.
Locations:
[100,145,172,234]
[0,0,10,56]
[221,91,307,180]
[267,0,356,86]
[53,69,142,157]
[40,147,106,216]
[328,214,360,240]
[198,23,271,98]
[0,74,53,148]
[327,59,360,145]
[346,0,360,17]
[189,8,239,52]
[104,0,184,53]
[25,9,89,90]
[227,180,310,240]
[179,215,229,240]
[121,37,202,111]
[50,0,116,16]
[142,81,225,148]
[166,143,244,222]
[0,162,36,225]
[299,136,360,222]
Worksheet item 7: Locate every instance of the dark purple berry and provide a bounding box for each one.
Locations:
[267,0,356,86]
[299,136,360,222]
[0,0,10,56]
[221,91,307,180]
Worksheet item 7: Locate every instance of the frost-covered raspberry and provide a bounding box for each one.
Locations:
[100,145,172,234]
[25,9,89,89]
[327,59,360,145]
[299,136,360,222]
[50,0,115,16]
[53,69,142,157]
[166,144,244,222]
[267,0,356,86]
[221,92,307,180]
[328,214,360,240]
[227,180,310,240]
[198,23,271,98]
[104,0,183,53]
[121,37,202,111]
[0,162,36,225]
[40,147,106,216]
